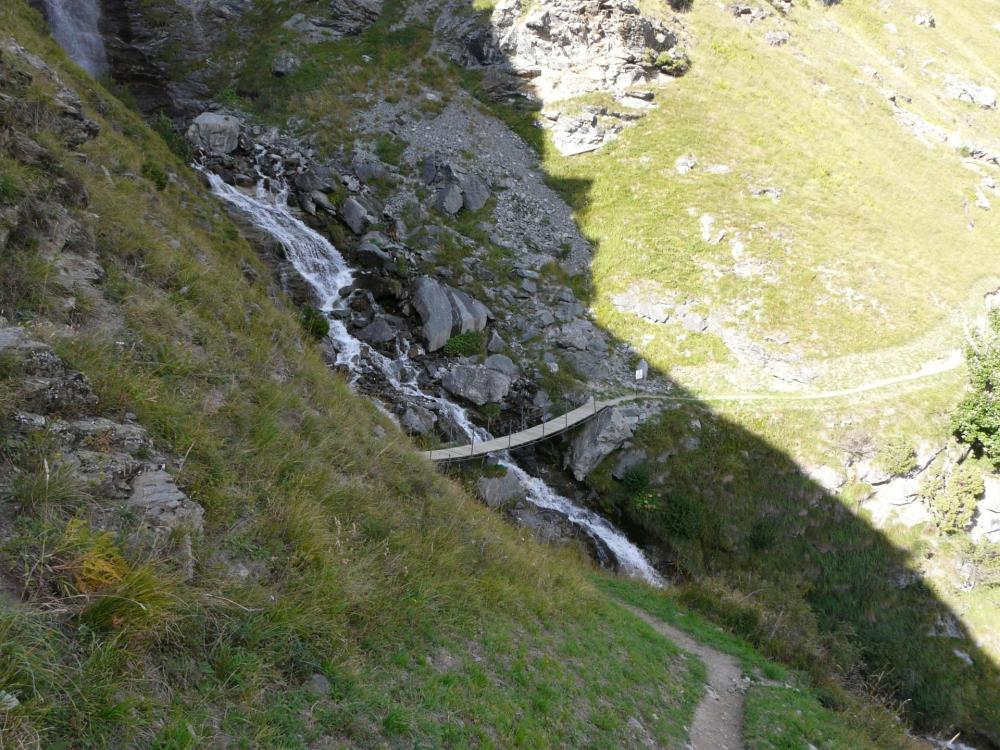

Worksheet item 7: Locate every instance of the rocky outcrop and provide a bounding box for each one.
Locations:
[423,160,491,215]
[186,112,242,155]
[282,0,383,43]
[411,276,491,352]
[565,406,640,481]
[486,0,685,102]
[441,364,512,405]
[0,329,204,577]
[477,471,527,509]
[944,77,998,110]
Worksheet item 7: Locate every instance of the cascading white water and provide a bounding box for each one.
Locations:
[43,0,108,76]
[202,166,663,586]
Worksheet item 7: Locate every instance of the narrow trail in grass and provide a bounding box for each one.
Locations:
[672,349,963,405]
[626,605,745,750]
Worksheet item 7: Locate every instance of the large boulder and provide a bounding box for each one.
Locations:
[186,112,241,155]
[424,161,491,214]
[565,407,639,481]
[441,364,512,406]
[410,276,491,351]
[477,471,527,509]
[399,404,437,435]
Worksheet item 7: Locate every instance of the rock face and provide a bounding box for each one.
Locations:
[282,0,383,43]
[486,0,683,102]
[441,364,512,406]
[944,77,998,109]
[0,328,204,577]
[565,407,639,481]
[186,112,242,155]
[423,160,490,214]
[411,276,491,351]
[972,475,1000,543]
[477,471,527,509]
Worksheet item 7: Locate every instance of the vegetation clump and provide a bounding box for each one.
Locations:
[299,305,330,340]
[953,310,1000,466]
[873,436,917,477]
[934,461,985,534]
[443,330,484,356]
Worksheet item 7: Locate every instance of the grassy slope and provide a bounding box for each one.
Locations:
[514,0,1000,740]
[546,0,1000,378]
[0,5,708,748]
[598,577,923,750]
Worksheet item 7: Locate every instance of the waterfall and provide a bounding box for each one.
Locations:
[43,0,108,77]
[201,164,663,586]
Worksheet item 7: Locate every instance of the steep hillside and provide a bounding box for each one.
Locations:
[6,0,1000,746]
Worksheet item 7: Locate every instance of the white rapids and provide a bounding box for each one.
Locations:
[43,0,108,77]
[202,165,663,585]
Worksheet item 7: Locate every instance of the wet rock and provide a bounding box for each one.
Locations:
[356,317,397,344]
[566,407,638,481]
[186,112,241,156]
[400,404,437,435]
[477,471,527,509]
[441,364,512,406]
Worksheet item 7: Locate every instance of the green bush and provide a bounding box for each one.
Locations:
[662,493,703,540]
[873,436,917,476]
[141,161,169,191]
[443,331,483,356]
[299,305,330,340]
[934,461,985,534]
[953,310,1000,466]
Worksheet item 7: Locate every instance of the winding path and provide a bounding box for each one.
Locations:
[424,351,962,462]
[626,606,745,750]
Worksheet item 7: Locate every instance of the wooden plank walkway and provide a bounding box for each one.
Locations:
[424,396,637,462]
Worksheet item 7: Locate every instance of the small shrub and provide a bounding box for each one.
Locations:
[374,134,406,166]
[11,459,88,512]
[443,331,484,356]
[299,306,330,340]
[0,172,25,205]
[654,51,690,77]
[141,160,169,191]
[934,461,985,534]
[953,310,1000,465]
[873,436,917,477]
[662,493,703,540]
[621,465,651,495]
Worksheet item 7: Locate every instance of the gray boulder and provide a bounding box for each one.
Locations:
[356,317,396,344]
[484,353,519,379]
[434,183,465,215]
[565,407,639,481]
[272,50,301,77]
[400,404,437,435]
[477,471,527,509]
[441,365,512,406]
[341,197,370,234]
[972,475,1000,543]
[552,113,608,156]
[426,161,490,214]
[129,469,205,535]
[411,276,491,351]
[186,112,241,156]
